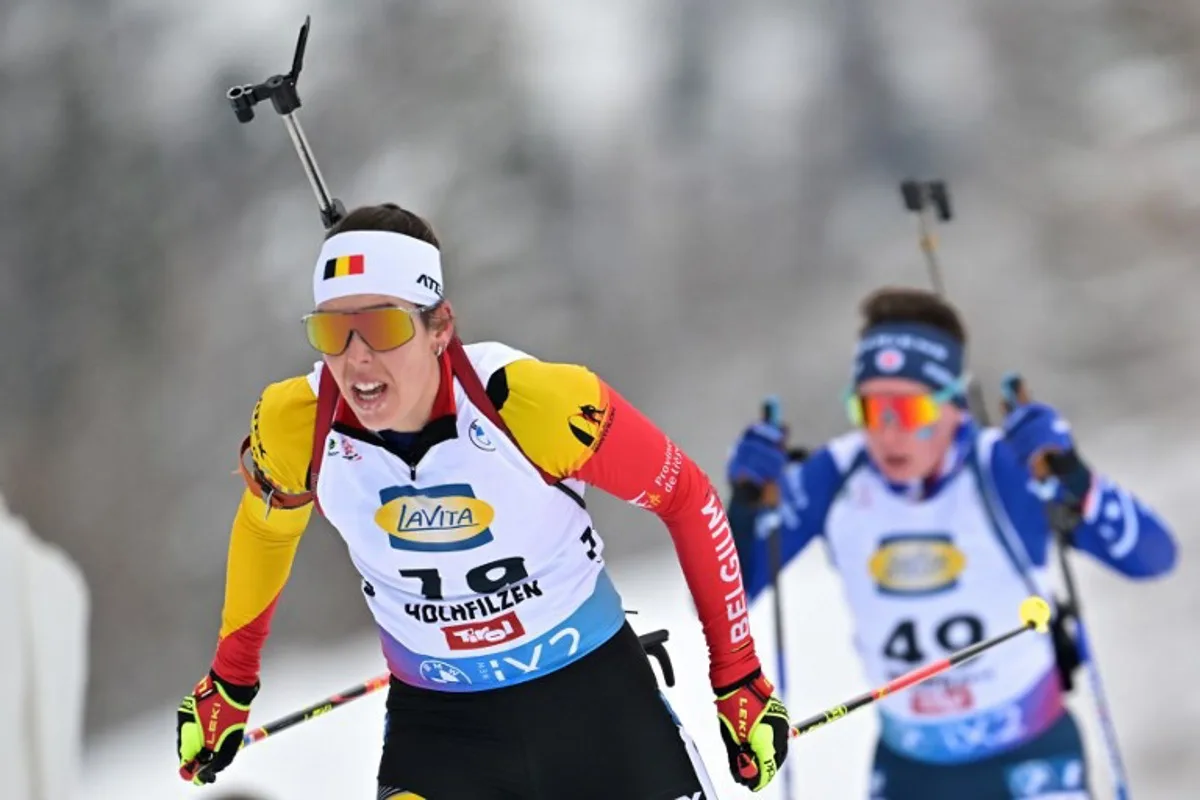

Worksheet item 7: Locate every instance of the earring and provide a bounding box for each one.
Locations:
[434,344,445,357]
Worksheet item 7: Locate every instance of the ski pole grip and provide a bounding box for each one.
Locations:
[637,629,675,687]
[1000,371,1031,414]
[762,395,781,426]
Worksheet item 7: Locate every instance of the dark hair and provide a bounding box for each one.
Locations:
[326,203,448,330]
[326,202,440,248]
[859,286,967,345]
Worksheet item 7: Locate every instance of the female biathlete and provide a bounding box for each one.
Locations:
[174,203,791,799]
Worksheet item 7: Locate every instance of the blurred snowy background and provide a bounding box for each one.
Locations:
[1,0,1196,797]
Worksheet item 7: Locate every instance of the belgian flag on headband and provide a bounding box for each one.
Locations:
[322,254,365,279]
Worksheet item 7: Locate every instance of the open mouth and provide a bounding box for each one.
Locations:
[350,381,389,409]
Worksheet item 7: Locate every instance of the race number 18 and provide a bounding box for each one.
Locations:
[399,556,530,601]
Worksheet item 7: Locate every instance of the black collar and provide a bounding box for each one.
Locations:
[333,413,459,470]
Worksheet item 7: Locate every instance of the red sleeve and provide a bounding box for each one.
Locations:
[572,384,761,689]
[210,491,309,685]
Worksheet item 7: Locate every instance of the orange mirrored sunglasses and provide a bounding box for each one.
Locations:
[845,379,964,432]
[302,306,422,356]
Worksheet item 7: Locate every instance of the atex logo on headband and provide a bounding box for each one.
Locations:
[416,273,442,296]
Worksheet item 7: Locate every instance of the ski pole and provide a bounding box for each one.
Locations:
[735,596,1052,783]
[1071,618,1132,798]
[1000,374,1132,799]
[761,395,787,709]
[789,595,1052,739]
[760,395,796,799]
[239,674,390,749]
[191,673,390,783]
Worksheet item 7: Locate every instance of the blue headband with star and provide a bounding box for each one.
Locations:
[853,322,965,394]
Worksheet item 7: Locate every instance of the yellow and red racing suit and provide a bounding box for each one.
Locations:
[214,341,759,692]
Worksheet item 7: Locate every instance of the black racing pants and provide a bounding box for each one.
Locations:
[377,622,714,800]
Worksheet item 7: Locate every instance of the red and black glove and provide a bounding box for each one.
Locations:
[714,669,791,792]
[176,670,258,784]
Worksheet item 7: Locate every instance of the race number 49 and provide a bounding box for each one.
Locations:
[882,614,985,664]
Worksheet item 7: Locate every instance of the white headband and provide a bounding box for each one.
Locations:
[312,230,444,308]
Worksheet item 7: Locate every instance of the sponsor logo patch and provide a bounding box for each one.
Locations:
[869,533,966,595]
[442,611,525,650]
[375,484,495,552]
[568,403,609,449]
[468,419,495,451]
[418,659,472,686]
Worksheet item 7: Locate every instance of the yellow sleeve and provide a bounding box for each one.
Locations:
[248,375,320,495]
[494,359,612,480]
[212,375,317,683]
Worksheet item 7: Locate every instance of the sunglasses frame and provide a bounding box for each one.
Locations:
[845,373,971,431]
[300,303,434,356]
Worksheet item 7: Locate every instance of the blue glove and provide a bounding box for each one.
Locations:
[726,421,788,489]
[1001,401,1074,464]
[1000,376,1092,508]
